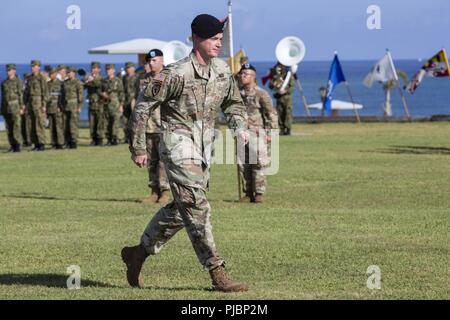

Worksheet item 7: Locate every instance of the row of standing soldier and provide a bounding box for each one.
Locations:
[0,60,138,152]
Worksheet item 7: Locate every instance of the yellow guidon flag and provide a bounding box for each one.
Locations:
[227,48,247,75]
[406,49,450,94]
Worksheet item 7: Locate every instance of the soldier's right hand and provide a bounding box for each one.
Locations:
[131,154,148,168]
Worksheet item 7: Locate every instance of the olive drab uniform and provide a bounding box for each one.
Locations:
[123,73,138,142]
[136,72,169,196]
[269,69,295,135]
[21,75,32,146]
[61,78,83,146]
[129,52,248,270]
[1,75,23,150]
[47,78,64,147]
[84,74,105,145]
[24,73,48,147]
[239,86,278,197]
[102,76,124,145]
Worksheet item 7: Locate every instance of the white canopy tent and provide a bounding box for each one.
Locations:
[308,100,364,111]
[88,38,191,65]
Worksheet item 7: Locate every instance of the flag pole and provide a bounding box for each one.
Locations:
[387,49,411,120]
[228,0,241,200]
[295,77,312,118]
[228,0,235,74]
[345,82,361,123]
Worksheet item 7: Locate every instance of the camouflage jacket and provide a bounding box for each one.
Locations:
[129,51,248,170]
[136,72,162,134]
[84,75,103,110]
[47,79,63,114]
[123,74,138,106]
[61,79,84,112]
[269,72,295,97]
[1,76,23,115]
[102,77,124,109]
[240,86,278,131]
[24,73,48,108]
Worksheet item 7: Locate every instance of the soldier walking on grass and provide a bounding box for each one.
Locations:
[122,14,250,292]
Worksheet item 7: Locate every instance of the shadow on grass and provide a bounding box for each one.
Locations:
[367,145,450,155]
[1,193,142,204]
[0,273,117,288]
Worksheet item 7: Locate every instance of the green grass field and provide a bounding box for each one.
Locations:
[0,123,449,300]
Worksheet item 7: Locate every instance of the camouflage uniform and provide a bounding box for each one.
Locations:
[269,69,295,135]
[136,72,170,195]
[1,66,23,150]
[102,75,124,144]
[61,74,83,146]
[20,74,32,146]
[238,85,278,197]
[24,62,48,148]
[84,65,104,145]
[123,68,138,142]
[129,51,247,270]
[47,78,64,147]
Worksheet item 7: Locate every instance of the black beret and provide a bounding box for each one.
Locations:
[191,14,224,39]
[240,63,256,73]
[146,49,163,61]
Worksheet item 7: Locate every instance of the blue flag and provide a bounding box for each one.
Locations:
[324,54,346,114]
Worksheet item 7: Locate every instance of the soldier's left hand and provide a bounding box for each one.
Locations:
[131,154,148,168]
[119,105,124,113]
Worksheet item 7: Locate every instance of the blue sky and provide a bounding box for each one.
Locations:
[1,0,449,63]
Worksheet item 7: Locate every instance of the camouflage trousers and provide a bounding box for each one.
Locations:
[122,104,133,142]
[276,95,293,134]
[3,112,22,147]
[29,105,47,145]
[238,133,269,195]
[47,112,64,146]
[105,105,120,143]
[146,133,169,191]
[89,108,105,142]
[64,111,79,144]
[21,113,32,145]
[141,161,224,271]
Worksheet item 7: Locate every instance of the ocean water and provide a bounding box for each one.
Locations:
[1,60,449,124]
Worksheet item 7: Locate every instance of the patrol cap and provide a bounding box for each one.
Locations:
[191,14,224,39]
[49,68,57,74]
[91,61,101,69]
[44,65,52,73]
[67,66,77,73]
[57,64,67,71]
[31,60,41,67]
[6,64,16,71]
[105,63,115,70]
[125,62,135,69]
[146,49,163,61]
[240,63,256,73]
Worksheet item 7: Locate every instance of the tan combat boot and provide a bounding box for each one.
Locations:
[158,190,171,204]
[121,244,148,288]
[254,194,264,203]
[209,265,249,292]
[142,187,159,204]
[239,192,254,203]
